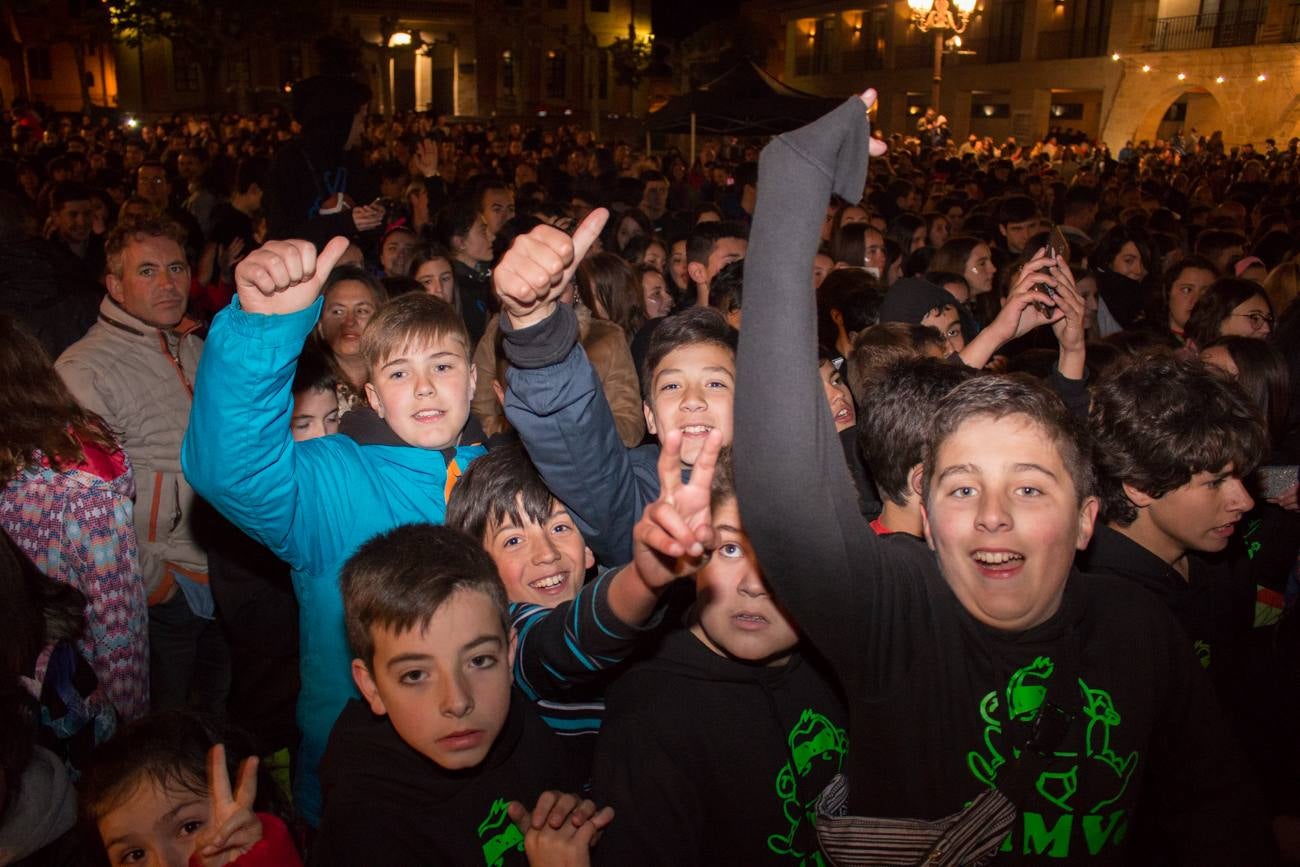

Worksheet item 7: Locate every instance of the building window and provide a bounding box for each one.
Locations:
[279,46,303,83]
[27,47,53,80]
[173,46,201,93]
[970,102,1011,118]
[502,50,515,95]
[1049,103,1084,119]
[1065,0,1112,57]
[794,17,834,75]
[226,51,251,89]
[546,49,566,98]
[591,0,610,11]
[986,0,1025,62]
[549,0,567,8]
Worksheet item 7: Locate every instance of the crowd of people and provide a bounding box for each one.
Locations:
[1,69,1298,866]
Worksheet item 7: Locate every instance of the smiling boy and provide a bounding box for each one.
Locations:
[733,91,1270,862]
[494,215,738,566]
[182,237,488,825]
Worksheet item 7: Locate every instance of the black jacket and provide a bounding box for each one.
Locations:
[733,95,1273,864]
[314,691,588,867]
[592,628,846,866]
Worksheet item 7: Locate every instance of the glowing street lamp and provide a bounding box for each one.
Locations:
[907,0,978,112]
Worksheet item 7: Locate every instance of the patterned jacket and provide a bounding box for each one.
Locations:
[3,435,150,721]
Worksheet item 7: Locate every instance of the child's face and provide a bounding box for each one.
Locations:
[922,414,1098,632]
[485,499,595,607]
[291,386,340,442]
[97,777,210,867]
[365,335,475,450]
[644,342,736,469]
[691,497,799,666]
[416,258,455,304]
[818,360,856,433]
[353,588,515,771]
[1129,466,1253,556]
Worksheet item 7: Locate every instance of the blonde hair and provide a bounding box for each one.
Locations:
[359,292,471,371]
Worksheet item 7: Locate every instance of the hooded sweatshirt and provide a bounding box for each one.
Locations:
[592,629,846,867]
[733,95,1272,863]
[266,76,377,249]
[314,690,587,867]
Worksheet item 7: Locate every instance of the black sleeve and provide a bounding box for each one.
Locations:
[1143,610,1277,864]
[733,97,927,694]
[1047,367,1090,422]
[591,711,703,867]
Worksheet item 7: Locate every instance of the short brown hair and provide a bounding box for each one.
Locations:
[923,374,1095,506]
[105,214,187,279]
[847,322,946,401]
[341,524,508,669]
[359,292,471,371]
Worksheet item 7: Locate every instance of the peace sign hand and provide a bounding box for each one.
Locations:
[193,745,262,866]
[631,428,724,590]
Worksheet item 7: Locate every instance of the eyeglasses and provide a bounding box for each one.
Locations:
[1230,312,1274,331]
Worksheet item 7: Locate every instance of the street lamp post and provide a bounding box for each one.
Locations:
[907,0,978,112]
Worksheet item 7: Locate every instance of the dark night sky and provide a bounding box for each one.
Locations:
[652,0,741,40]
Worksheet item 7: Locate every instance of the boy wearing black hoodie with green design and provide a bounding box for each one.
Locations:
[591,441,846,866]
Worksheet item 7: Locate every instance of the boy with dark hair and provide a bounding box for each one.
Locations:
[857,357,973,536]
[316,523,610,866]
[591,443,847,866]
[183,239,500,825]
[685,220,748,308]
[1083,354,1265,668]
[319,426,722,864]
[816,268,882,361]
[734,89,1270,863]
[495,215,738,566]
[994,194,1040,255]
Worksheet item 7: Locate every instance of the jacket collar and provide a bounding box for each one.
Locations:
[98,295,200,340]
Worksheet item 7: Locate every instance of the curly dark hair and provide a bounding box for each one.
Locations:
[1088,354,1267,525]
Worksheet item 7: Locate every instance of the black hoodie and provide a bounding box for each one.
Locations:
[314,691,588,867]
[733,96,1272,863]
[591,628,846,866]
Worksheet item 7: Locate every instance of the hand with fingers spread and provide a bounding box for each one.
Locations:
[495,208,608,330]
[632,428,724,589]
[1043,253,1089,379]
[234,235,350,316]
[411,138,439,178]
[506,792,615,867]
[192,745,261,866]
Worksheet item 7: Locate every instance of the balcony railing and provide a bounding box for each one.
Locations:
[1146,10,1264,51]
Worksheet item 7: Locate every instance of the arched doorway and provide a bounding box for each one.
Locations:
[1134,86,1225,145]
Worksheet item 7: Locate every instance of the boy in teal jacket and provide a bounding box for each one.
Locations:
[183,227,595,824]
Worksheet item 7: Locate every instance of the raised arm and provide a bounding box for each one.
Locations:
[497,211,659,566]
[182,238,349,569]
[733,93,895,672]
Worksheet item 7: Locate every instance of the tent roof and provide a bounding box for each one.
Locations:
[646,61,841,135]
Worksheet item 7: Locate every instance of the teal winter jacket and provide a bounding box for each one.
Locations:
[182,297,485,824]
